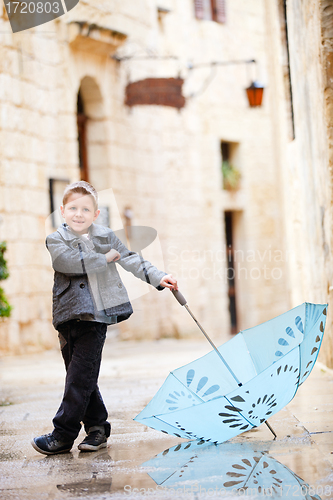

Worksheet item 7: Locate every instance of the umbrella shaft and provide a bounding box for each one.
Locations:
[265,421,277,439]
[184,304,242,386]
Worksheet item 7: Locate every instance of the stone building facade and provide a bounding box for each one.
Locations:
[0,0,332,366]
[264,0,333,368]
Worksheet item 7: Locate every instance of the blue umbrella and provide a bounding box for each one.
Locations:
[135,292,327,444]
[142,440,322,499]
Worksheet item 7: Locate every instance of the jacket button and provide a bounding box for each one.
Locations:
[80,283,85,289]
[117,282,123,289]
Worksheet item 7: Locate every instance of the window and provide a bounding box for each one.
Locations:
[194,0,226,23]
[77,91,89,182]
[49,178,70,228]
[221,141,241,191]
[277,0,295,140]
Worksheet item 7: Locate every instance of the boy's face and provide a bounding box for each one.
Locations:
[60,193,100,235]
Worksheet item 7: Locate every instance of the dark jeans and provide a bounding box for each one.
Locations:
[52,320,111,442]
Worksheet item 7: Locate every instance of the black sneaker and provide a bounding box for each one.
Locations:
[31,433,73,455]
[78,426,107,452]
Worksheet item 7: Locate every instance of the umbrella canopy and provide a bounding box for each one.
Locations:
[142,440,321,499]
[135,303,327,444]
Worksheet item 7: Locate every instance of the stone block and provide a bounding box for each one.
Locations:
[325,52,333,89]
[4,320,21,354]
[0,213,22,241]
[0,74,21,105]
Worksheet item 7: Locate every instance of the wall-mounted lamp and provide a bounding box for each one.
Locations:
[246,81,264,107]
[187,59,264,107]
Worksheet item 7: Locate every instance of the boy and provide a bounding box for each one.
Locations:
[31,181,177,455]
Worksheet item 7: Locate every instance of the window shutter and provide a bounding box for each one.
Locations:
[194,0,205,19]
[213,0,226,23]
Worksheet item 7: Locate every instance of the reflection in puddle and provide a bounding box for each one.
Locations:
[54,449,113,497]
[32,439,331,498]
[142,441,323,499]
[57,472,111,496]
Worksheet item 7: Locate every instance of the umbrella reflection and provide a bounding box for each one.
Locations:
[142,441,322,499]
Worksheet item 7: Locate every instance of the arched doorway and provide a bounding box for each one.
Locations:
[76,76,109,191]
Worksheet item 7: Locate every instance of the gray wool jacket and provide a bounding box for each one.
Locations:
[46,223,167,330]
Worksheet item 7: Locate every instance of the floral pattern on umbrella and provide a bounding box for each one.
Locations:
[217,351,300,433]
[135,303,327,444]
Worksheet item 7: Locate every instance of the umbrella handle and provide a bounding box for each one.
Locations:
[170,288,242,387]
[171,289,187,306]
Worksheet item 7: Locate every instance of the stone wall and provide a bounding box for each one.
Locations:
[320,0,333,367]
[0,0,309,354]
[265,0,333,367]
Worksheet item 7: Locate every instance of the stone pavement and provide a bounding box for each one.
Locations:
[0,337,333,499]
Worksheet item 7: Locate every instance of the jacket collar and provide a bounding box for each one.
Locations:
[57,223,109,241]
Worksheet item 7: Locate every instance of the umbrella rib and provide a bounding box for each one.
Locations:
[184,304,242,386]
[264,420,277,439]
[153,415,196,440]
[157,455,198,485]
[242,455,264,489]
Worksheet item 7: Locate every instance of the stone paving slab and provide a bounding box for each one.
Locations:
[0,338,333,499]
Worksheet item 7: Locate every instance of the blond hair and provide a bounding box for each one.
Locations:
[62,181,98,209]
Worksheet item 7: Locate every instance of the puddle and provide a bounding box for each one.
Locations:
[0,450,22,461]
[1,437,332,499]
[0,428,16,436]
[140,440,331,499]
